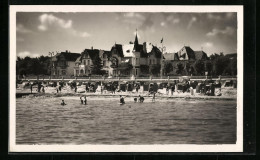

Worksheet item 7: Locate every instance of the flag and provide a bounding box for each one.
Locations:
[161,38,163,43]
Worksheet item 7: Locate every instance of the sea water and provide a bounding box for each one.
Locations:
[16,97,236,144]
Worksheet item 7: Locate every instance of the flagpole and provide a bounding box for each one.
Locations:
[160,38,165,78]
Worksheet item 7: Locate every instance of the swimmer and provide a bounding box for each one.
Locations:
[119,95,126,104]
[61,100,66,106]
[139,95,144,103]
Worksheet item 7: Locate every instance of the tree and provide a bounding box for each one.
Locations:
[91,57,103,75]
[194,60,205,75]
[175,63,184,75]
[205,61,213,75]
[214,57,230,75]
[140,65,149,74]
[151,64,161,76]
[164,63,173,75]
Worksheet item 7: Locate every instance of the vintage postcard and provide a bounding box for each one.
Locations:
[9,5,243,152]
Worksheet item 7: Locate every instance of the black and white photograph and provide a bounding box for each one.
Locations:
[9,5,243,152]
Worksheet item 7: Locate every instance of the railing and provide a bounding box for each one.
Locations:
[18,75,237,82]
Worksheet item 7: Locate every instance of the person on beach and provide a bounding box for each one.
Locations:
[152,92,156,102]
[171,85,175,96]
[206,89,211,96]
[42,86,45,93]
[59,85,62,92]
[139,95,144,103]
[136,84,140,93]
[190,87,194,96]
[134,97,137,102]
[61,100,66,106]
[216,88,222,96]
[30,84,33,93]
[75,86,77,93]
[84,96,87,105]
[119,95,125,104]
[80,96,84,104]
[166,85,169,95]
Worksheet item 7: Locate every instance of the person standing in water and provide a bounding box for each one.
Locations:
[80,96,84,104]
[152,92,156,102]
[84,96,87,105]
[119,95,125,104]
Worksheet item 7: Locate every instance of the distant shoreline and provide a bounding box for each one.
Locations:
[16,92,236,101]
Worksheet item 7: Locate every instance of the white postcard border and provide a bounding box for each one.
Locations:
[9,5,243,152]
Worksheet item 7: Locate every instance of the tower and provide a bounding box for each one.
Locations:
[134,29,139,51]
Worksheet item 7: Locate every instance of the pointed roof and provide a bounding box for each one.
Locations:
[134,29,139,51]
[194,50,208,60]
[178,46,195,60]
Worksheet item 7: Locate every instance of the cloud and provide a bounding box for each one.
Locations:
[206,26,235,36]
[207,13,222,21]
[38,14,91,38]
[16,24,32,33]
[17,51,41,58]
[173,18,180,24]
[160,22,166,27]
[165,15,180,24]
[38,14,72,31]
[187,16,197,29]
[202,42,213,47]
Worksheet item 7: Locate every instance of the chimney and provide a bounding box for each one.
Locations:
[91,46,93,50]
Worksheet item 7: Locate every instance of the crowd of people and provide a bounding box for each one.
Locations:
[20,78,226,97]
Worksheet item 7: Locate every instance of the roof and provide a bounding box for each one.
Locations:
[143,42,153,53]
[174,53,179,60]
[111,42,162,59]
[82,49,100,60]
[75,56,81,63]
[104,50,111,58]
[184,46,195,60]
[122,44,135,57]
[163,53,175,60]
[111,44,124,57]
[52,51,80,61]
[194,51,208,60]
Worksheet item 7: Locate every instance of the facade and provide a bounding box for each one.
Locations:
[51,50,81,76]
[74,47,111,76]
[108,33,163,77]
[164,46,209,76]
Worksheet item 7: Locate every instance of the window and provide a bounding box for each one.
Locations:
[149,59,151,65]
[83,60,86,65]
[88,60,90,65]
[136,58,139,65]
[136,69,138,75]
[103,60,106,66]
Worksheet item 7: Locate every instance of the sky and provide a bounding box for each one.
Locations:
[16,12,237,58]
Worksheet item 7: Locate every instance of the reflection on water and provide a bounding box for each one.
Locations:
[16,97,236,144]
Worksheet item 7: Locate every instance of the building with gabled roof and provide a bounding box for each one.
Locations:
[74,47,111,76]
[108,31,163,77]
[163,46,209,76]
[51,50,80,76]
